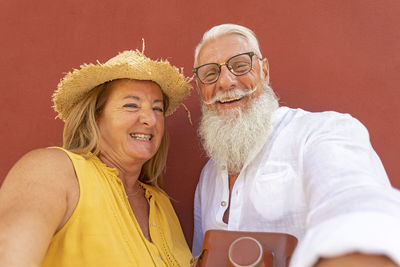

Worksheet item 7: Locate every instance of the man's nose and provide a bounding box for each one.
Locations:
[216,65,236,91]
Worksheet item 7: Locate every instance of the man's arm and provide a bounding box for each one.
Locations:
[315,252,398,267]
[0,148,78,266]
[289,113,400,267]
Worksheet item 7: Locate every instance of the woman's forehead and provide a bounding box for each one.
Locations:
[107,79,163,101]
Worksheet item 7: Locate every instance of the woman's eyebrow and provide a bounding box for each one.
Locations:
[123,95,163,104]
[123,95,140,100]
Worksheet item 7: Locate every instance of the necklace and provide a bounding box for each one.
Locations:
[126,183,142,198]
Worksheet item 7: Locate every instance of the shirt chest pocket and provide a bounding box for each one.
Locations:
[249,163,304,218]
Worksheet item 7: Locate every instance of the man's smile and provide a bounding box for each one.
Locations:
[218,95,243,104]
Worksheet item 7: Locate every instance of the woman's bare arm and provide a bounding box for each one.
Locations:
[0,148,79,266]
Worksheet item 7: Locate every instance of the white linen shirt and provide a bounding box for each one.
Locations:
[193,107,400,267]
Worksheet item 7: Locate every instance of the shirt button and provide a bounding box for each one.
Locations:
[158,255,162,260]
[221,201,227,207]
[152,222,157,226]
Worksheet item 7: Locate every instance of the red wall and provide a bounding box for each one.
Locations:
[1,0,399,246]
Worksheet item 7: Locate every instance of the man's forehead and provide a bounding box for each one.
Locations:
[197,34,251,64]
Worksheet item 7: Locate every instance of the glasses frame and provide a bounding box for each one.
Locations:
[193,52,256,84]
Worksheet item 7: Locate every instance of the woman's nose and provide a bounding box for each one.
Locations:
[139,109,156,126]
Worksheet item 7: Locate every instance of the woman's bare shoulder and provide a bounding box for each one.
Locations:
[15,147,72,167]
[2,147,77,193]
[0,147,78,266]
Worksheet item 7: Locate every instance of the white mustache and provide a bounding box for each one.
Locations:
[202,85,259,105]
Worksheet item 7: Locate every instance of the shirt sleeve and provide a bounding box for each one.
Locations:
[289,113,400,267]
[192,179,203,256]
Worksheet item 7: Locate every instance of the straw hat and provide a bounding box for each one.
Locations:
[53,49,192,120]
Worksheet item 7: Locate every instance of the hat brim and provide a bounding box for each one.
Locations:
[53,51,192,120]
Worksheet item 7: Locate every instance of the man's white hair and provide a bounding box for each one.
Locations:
[194,24,263,67]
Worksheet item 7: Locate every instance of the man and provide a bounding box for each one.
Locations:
[192,24,400,267]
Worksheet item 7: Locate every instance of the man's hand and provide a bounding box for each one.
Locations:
[315,253,398,267]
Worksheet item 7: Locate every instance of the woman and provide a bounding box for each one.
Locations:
[0,49,193,266]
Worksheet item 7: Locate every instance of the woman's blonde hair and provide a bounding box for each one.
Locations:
[62,79,170,188]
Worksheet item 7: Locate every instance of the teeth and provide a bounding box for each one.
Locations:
[219,96,242,103]
[130,133,152,140]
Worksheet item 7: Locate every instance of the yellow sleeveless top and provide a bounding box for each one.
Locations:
[41,148,192,267]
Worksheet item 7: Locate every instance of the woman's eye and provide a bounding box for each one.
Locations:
[123,103,138,108]
[153,107,164,113]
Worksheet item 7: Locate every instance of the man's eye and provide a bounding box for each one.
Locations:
[205,71,218,77]
[232,62,250,72]
[203,71,218,82]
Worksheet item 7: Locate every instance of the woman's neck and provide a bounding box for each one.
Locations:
[98,151,144,191]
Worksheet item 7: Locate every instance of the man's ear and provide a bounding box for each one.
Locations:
[195,79,201,95]
[261,58,270,85]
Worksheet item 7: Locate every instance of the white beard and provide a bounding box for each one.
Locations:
[198,83,279,174]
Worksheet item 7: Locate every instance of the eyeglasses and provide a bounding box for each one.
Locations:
[193,52,256,84]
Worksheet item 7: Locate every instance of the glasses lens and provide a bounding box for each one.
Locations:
[228,54,252,75]
[197,63,220,84]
